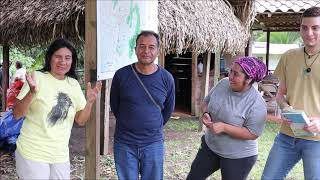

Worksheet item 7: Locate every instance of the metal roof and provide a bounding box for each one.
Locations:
[256,0,320,13]
[254,0,320,31]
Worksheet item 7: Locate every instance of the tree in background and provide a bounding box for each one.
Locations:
[0,46,84,81]
[0,48,33,79]
[253,31,302,44]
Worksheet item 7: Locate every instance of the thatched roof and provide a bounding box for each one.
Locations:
[0,0,84,47]
[0,0,254,55]
[159,0,256,55]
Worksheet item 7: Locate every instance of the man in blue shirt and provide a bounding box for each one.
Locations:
[110,30,175,180]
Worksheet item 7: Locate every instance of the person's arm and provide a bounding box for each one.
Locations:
[162,76,175,125]
[202,119,258,140]
[201,95,263,140]
[75,81,102,126]
[276,81,292,111]
[110,74,120,119]
[13,92,34,119]
[275,80,295,125]
[213,123,257,140]
[13,72,36,119]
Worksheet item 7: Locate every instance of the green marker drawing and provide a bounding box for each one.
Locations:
[126,0,141,59]
[112,0,118,9]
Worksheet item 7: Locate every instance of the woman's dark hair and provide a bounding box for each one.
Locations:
[40,38,78,80]
[16,61,22,69]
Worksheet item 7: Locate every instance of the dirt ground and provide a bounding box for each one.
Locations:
[0,113,201,180]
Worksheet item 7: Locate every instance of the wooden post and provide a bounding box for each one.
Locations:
[101,79,111,154]
[158,49,165,68]
[245,31,253,56]
[213,52,220,87]
[191,51,198,116]
[198,52,211,131]
[85,0,100,179]
[2,45,9,111]
[266,30,270,74]
[99,80,106,154]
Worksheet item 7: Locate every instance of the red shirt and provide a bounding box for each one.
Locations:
[6,80,24,110]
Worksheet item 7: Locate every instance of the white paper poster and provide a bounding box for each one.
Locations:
[97,0,158,80]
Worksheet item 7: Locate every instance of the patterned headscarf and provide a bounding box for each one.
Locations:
[235,56,267,82]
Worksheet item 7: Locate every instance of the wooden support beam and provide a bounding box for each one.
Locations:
[85,0,100,179]
[101,79,111,154]
[158,49,165,68]
[198,52,211,131]
[266,30,270,74]
[191,51,198,116]
[245,32,253,56]
[99,80,106,155]
[213,52,220,87]
[2,45,9,111]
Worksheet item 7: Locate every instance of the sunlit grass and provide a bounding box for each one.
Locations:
[163,118,304,180]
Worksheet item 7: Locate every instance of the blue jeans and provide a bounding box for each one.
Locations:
[262,133,320,180]
[114,140,164,180]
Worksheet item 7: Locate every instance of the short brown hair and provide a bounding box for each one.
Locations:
[302,7,320,18]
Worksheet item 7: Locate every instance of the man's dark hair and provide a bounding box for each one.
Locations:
[135,30,160,47]
[16,61,22,69]
[302,7,320,18]
[40,38,78,80]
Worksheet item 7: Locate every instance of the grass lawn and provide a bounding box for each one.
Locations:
[163,118,304,180]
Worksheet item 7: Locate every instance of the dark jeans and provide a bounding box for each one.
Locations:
[187,135,257,180]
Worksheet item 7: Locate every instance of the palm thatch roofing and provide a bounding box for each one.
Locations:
[0,0,84,47]
[159,0,256,55]
[0,0,254,55]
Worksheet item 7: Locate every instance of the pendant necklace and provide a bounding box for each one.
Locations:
[304,47,320,73]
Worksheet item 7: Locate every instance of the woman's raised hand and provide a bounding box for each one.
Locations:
[86,81,102,103]
[25,72,37,93]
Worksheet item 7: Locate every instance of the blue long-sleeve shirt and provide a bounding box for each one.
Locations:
[110,64,175,146]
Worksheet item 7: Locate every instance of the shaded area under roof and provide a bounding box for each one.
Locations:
[254,0,320,31]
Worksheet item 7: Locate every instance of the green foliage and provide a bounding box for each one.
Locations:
[31,51,45,71]
[76,46,84,69]
[8,48,36,76]
[0,46,45,77]
[253,31,302,44]
[0,45,84,76]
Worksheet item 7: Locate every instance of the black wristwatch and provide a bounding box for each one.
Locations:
[202,111,212,121]
[202,112,210,116]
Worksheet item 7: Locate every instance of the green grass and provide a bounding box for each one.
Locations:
[165,117,199,131]
[163,118,303,180]
[250,121,303,179]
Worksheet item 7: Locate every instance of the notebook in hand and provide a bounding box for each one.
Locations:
[281,110,316,137]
